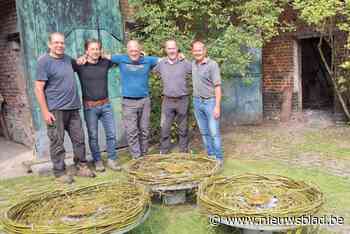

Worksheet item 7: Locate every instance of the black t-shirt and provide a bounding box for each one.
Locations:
[72,58,113,101]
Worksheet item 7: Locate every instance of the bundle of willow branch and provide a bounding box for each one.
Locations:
[1,181,150,234]
[198,174,324,218]
[124,153,220,188]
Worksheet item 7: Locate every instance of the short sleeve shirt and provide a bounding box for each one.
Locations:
[192,58,221,98]
[36,54,81,111]
[72,58,113,101]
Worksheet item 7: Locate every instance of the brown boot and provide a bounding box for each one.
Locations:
[76,164,96,178]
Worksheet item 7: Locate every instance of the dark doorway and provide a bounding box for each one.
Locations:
[301,37,334,110]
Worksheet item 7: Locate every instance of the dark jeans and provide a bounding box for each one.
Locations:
[160,96,189,154]
[122,97,150,158]
[47,109,86,177]
[84,102,117,162]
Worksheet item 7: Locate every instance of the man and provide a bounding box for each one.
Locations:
[153,40,191,154]
[72,39,121,172]
[104,40,159,159]
[191,40,223,167]
[35,32,95,184]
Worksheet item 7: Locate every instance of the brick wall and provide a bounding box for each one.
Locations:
[262,6,349,120]
[119,0,135,22]
[119,0,136,41]
[262,35,296,119]
[0,0,34,146]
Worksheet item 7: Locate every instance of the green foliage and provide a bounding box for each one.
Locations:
[292,0,343,25]
[149,75,162,143]
[128,0,291,140]
[126,0,350,128]
[128,0,288,78]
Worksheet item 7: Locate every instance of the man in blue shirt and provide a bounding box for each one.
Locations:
[105,40,159,158]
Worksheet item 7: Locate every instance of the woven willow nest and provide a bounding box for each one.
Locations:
[124,153,220,189]
[1,181,150,234]
[198,174,324,218]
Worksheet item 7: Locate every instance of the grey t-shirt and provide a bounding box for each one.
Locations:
[36,54,81,111]
[153,59,192,97]
[192,58,221,98]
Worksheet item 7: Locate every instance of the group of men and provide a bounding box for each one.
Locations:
[35,32,223,184]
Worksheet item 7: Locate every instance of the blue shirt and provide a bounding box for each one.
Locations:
[111,55,159,97]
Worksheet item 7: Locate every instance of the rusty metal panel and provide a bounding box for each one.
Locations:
[16,0,125,159]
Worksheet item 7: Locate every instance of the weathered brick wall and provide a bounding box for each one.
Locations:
[0,0,34,146]
[333,31,349,120]
[262,35,296,120]
[119,0,135,21]
[119,0,136,41]
[262,7,349,120]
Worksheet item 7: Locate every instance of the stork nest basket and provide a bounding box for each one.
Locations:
[198,174,324,218]
[124,153,220,189]
[1,180,150,234]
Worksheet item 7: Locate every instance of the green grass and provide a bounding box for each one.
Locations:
[297,131,350,158]
[1,158,349,234]
[1,126,350,233]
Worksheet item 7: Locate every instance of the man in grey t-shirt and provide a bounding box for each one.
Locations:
[154,40,192,154]
[35,32,95,183]
[191,40,223,167]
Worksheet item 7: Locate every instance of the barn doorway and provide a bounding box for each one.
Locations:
[300,37,334,110]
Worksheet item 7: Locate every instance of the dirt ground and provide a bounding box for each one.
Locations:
[0,138,33,179]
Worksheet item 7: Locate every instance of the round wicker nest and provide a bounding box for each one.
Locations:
[1,181,150,234]
[198,174,324,218]
[124,153,220,190]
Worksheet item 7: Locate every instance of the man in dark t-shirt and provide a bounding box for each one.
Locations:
[72,39,121,172]
[35,32,95,183]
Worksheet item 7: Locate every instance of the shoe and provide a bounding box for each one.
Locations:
[107,159,121,171]
[132,155,141,160]
[76,164,96,177]
[217,160,224,169]
[55,174,74,184]
[208,155,216,160]
[95,160,105,172]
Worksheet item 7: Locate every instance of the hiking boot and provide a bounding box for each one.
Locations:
[55,174,74,184]
[95,160,105,172]
[76,164,96,177]
[107,159,121,171]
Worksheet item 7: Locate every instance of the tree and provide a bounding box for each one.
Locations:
[129,0,290,78]
[127,0,292,139]
[127,0,350,124]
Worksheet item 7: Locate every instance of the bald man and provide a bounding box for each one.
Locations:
[102,40,160,159]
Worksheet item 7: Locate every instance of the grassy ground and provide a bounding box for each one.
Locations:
[1,122,350,234]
